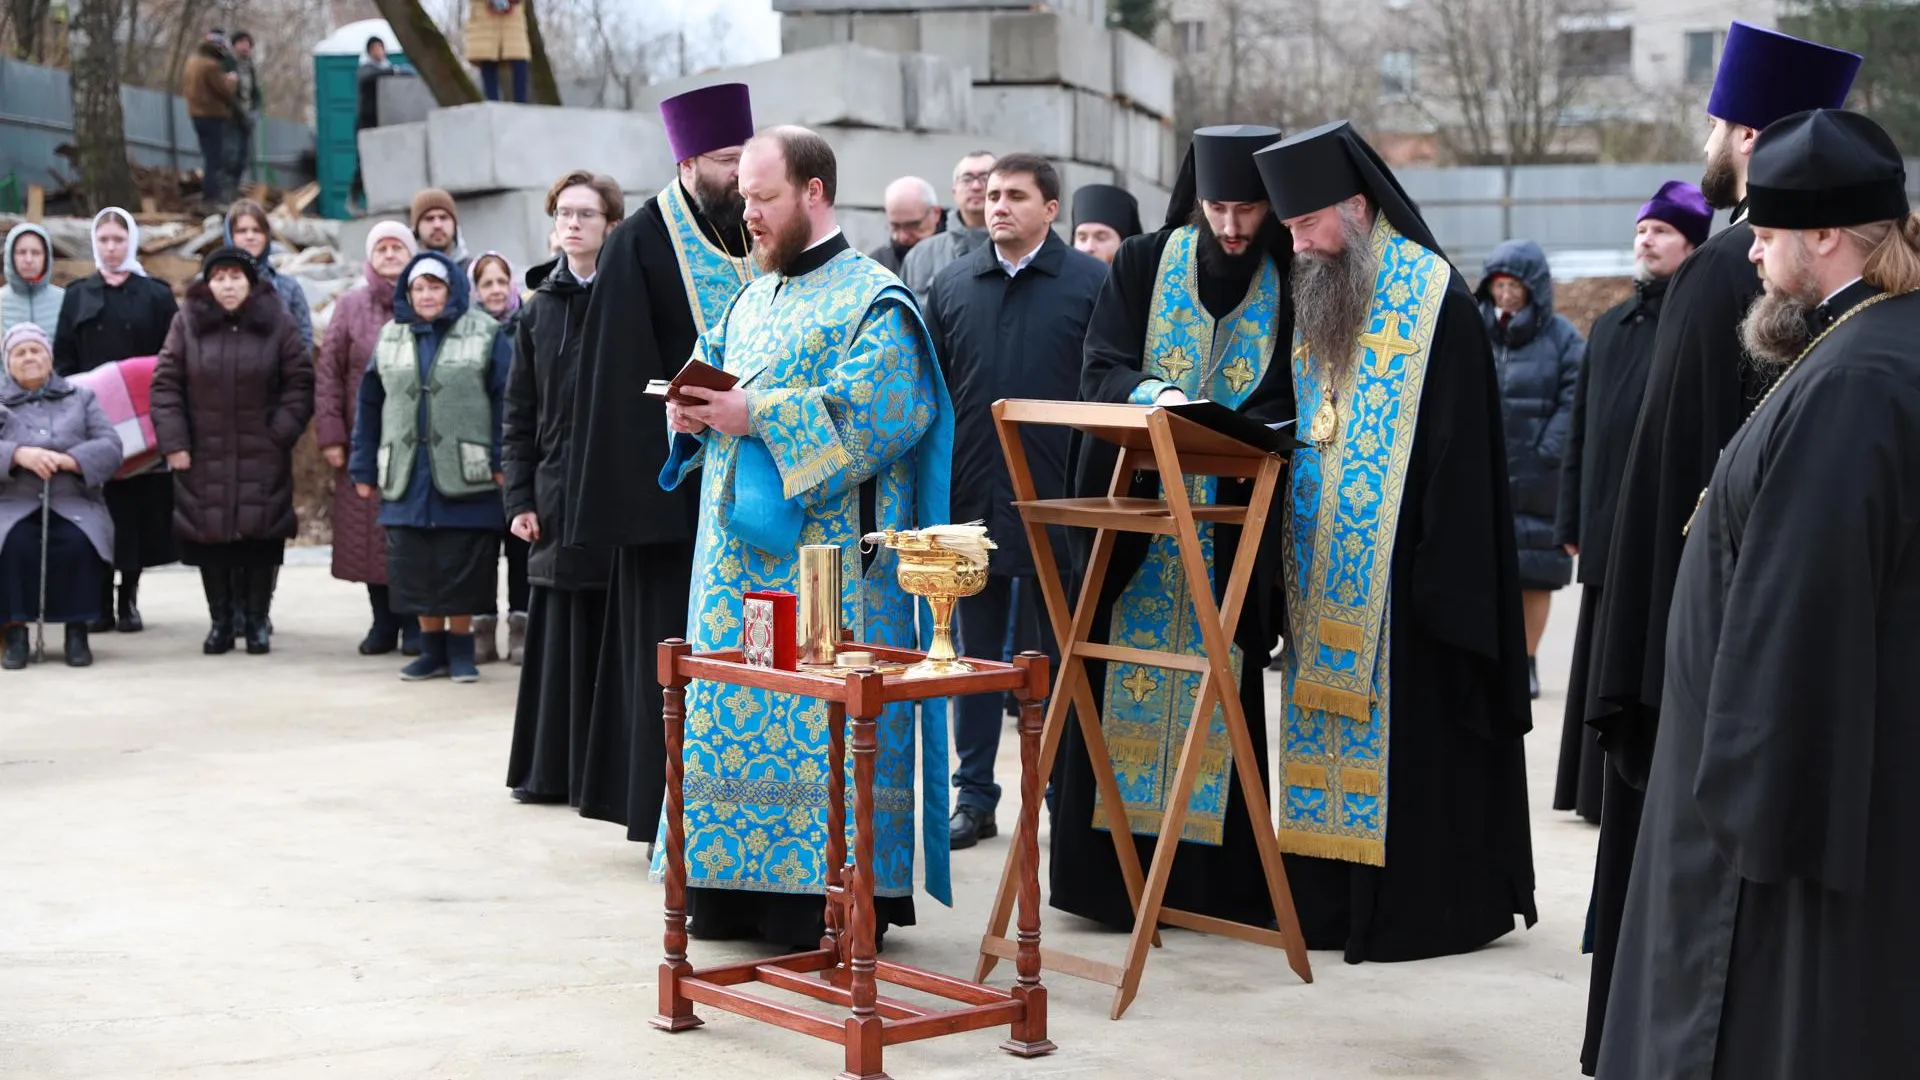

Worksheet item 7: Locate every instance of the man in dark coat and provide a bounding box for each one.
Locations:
[1552,181,1710,823]
[1050,125,1298,934]
[868,176,943,276]
[921,153,1106,850]
[1576,23,1861,1074]
[1475,238,1583,699]
[1599,107,1920,1080]
[504,171,621,805]
[564,83,756,845]
[1256,120,1536,963]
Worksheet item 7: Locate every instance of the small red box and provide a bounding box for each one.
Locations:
[742,590,797,670]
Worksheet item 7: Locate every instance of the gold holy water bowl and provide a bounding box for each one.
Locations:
[873,528,992,679]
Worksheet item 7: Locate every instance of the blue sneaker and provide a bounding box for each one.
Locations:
[400,631,450,681]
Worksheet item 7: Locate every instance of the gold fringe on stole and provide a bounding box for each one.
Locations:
[778,442,852,500]
[1317,617,1366,653]
[1277,829,1386,867]
[1344,768,1383,796]
[1285,762,1329,790]
[1292,679,1372,723]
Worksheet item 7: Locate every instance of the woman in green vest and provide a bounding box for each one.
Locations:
[347,252,511,683]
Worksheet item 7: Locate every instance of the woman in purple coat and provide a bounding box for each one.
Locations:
[0,322,125,668]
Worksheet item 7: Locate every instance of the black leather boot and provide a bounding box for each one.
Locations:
[359,584,400,655]
[115,569,143,633]
[242,564,274,655]
[64,623,93,667]
[201,567,236,655]
[2,625,27,670]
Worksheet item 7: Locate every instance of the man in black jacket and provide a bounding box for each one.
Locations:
[921,152,1107,849]
[1552,181,1709,825]
[503,170,622,805]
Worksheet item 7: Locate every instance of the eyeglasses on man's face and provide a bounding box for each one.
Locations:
[555,207,603,223]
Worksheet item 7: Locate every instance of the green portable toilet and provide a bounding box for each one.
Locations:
[313,19,406,220]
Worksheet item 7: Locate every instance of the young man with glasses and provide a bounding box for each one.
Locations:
[900,150,997,297]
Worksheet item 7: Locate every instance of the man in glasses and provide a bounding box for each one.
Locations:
[563,83,759,854]
[868,175,943,276]
[900,149,997,297]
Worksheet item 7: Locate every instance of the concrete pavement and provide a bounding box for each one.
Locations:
[2,563,1598,1079]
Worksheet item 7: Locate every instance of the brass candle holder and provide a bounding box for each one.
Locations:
[868,525,994,679]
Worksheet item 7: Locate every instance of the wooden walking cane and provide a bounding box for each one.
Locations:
[32,480,49,664]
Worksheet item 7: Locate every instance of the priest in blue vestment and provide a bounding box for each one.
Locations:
[655,125,955,949]
[1253,121,1536,962]
[1050,125,1299,933]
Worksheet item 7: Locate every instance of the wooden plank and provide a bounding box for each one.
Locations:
[1120,449,1268,479]
[882,1000,1025,1046]
[137,194,156,216]
[1156,906,1298,950]
[979,936,1125,987]
[1010,497,1249,530]
[679,650,1029,703]
[751,965,929,1021]
[873,959,1006,1006]
[25,184,44,222]
[1073,641,1209,674]
[689,948,834,987]
[679,979,844,1042]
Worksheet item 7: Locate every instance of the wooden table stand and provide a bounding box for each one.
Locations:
[652,639,1057,1079]
[976,400,1314,1020]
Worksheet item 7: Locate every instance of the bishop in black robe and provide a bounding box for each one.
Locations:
[1253,121,1536,963]
[1599,108,1919,1078]
[565,84,758,846]
[1050,126,1298,934]
[1577,26,1861,1071]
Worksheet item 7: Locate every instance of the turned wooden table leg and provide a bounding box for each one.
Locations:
[823,701,850,980]
[836,671,888,1080]
[1002,652,1057,1057]
[651,640,702,1033]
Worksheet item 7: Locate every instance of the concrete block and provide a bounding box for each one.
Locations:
[835,207,891,257]
[990,11,1112,94]
[1120,171,1172,222]
[451,188,657,274]
[821,126,1012,209]
[1073,90,1115,167]
[971,85,1073,158]
[780,12,850,53]
[902,53,973,133]
[1055,159,1116,200]
[1122,108,1168,188]
[375,76,437,127]
[637,45,908,132]
[851,12,919,51]
[917,11,994,80]
[1110,29,1176,119]
[426,104,669,195]
[356,123,428,214]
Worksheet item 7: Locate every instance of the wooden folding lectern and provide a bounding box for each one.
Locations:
[977,399,1313,1020]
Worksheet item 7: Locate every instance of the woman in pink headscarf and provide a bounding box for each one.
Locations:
[315,220,417,654]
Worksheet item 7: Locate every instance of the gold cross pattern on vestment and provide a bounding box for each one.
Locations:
[1120,666,1159,703]
[1357,312,1419,375]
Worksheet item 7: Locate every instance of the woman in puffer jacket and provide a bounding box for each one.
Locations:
[2,224,65,344]
[1477,238,1583,699]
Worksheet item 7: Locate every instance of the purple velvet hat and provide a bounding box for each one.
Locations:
[1707,22,1860,132]
[659,83,755,163]
[1636,180,1713,247]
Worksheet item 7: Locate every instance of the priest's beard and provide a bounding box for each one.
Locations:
[1189,206,1277,282]
[1700,139,1741,211]
[693,171,747,243]
[1739,238,1820,371]
[752,209,814,275]
[1290,207,1378,380]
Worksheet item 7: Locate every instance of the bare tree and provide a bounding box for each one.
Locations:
[69,0,139,210]
[370,0,482,104]
[1400,0,1587,164]
[1177,0,1380,136]
[8,0,53,60]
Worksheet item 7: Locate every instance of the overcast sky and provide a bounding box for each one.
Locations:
[644,0,780,66]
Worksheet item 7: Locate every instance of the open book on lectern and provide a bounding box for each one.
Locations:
[1160,399,1307,455]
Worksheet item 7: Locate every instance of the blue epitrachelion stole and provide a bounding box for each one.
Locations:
[1277,214,1448,866]
[1094,225,1279,845]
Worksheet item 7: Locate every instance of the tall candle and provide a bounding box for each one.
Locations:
[797,544,841,666]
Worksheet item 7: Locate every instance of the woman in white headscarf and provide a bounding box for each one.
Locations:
[52,206,181,633]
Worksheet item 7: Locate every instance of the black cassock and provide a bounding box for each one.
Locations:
[1280,272,1537,963]
[1579,211,1765,1073]
[1598,288,1920,1079]
[564,192,728,842]
[1049,226,1296,932]
[1551,276,1670,824]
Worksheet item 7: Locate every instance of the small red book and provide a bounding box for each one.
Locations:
[742,590,797,670]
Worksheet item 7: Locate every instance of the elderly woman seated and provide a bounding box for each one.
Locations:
[0,323,125,668]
